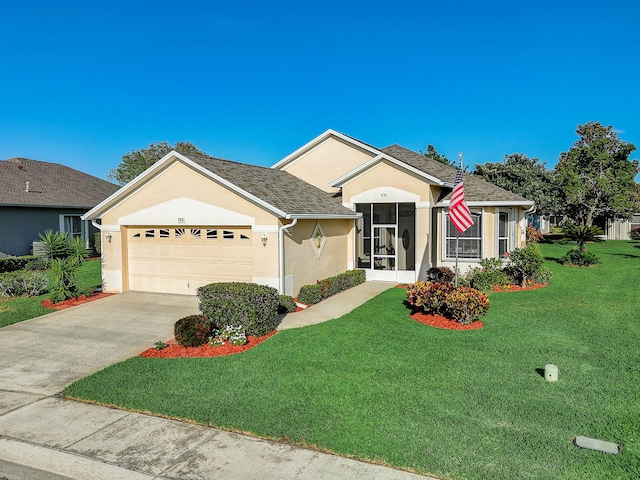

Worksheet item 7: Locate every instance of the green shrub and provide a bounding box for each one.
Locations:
[0,256,38,273]
[560,248,600,266]
[299,269,366,304]
[426,267,455,283]
[197,282,279,337]
[174,314,211,347]
[444,286,490,324]
[67,236,88,266]
[0,271,49,298]
[535,266,553,284]
[39,230,73,262]
[630,226,640,240]
[278,295,297,314]
[24,256,49,271]
[48,257,80,303]
[297,283,323,305]
[406,281,454,315]
[470,268,509,291]
[467,257,510,291]
[506,243,544,286]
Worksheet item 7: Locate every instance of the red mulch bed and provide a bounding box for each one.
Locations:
[410,311,484,330]
[492,283,548,292]
[41,292,116,310]
[139,330,278,358]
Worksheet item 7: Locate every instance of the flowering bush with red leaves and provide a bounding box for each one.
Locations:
[444,286,490,325]
[407,282,489,325]
[526,223,544,243]
[406,281,454,315]
[174,314,211,347]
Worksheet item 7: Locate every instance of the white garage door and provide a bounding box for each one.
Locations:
[127,227,253,294]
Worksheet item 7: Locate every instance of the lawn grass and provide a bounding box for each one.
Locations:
[0,259,103,328]
[63,242,640,479]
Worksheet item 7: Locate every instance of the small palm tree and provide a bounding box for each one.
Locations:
[562,224,604,252]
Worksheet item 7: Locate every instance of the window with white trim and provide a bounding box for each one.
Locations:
[498,211,509,256]
[445,212,482,259]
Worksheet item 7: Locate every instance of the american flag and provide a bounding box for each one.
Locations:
[449,156,474,233]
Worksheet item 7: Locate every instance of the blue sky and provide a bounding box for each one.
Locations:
[1,0,638,182]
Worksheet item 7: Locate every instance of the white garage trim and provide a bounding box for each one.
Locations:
[119,198,255,226]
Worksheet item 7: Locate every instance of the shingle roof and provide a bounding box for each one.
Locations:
[381,145,532,204]
[0,158,120,208]
[182,152,358,217]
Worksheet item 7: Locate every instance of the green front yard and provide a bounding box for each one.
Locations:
[0,259,103,328]
[64,242,640,479]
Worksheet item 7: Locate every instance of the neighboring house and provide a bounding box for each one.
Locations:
[598,214,640,240]
[84,130,534,296]
[0,157,120,257]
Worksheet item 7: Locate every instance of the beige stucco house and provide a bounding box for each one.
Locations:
[84,130,534,296]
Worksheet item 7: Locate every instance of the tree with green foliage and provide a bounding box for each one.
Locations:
[422,144,456,168]
[108,141,208,185]
[473,153,560,216]
[555,122,639,226]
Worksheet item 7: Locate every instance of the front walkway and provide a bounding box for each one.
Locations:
[278,281,395,330]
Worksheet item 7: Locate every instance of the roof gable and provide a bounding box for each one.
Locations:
[272,129,381,170]
[331,152,447,188]
[85,151,359,220]
[0,157,119,208]
[380,146,533,205]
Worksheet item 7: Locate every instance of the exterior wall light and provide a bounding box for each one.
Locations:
[261,233,268,247]
[105,231,112,243]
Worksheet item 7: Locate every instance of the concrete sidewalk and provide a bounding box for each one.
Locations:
[278,281,395,330]
[0,286,436,480]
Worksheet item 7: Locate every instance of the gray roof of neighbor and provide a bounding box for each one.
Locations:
[1,157,120,208]
[182,152,359,217]
[381,145,532,204]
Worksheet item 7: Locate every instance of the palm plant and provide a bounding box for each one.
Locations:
[561,224,604,252]
[38,230,72,262]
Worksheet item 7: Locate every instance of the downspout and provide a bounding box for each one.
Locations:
[279,218,298,295]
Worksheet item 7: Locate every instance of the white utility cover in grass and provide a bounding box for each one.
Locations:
[574,436,620,454]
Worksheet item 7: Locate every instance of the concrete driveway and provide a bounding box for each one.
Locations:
[0,289,432,479]
[0,291,199,396]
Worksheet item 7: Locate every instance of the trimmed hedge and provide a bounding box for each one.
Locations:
[197,282,279,337]
[278,295,297,314]
[297,284,323,305]
[298,269,366,305]
[174,314,211,347]
[0,256,38,273]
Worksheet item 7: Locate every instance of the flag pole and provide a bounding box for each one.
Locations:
[449,151,472,288]
[454,152,462,287]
